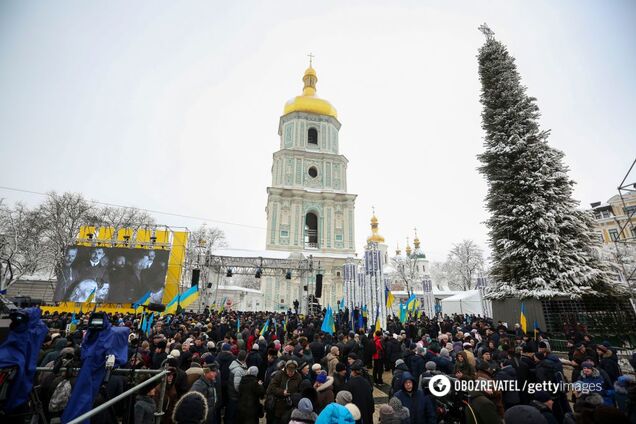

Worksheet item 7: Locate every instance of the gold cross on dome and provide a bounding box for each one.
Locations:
[308,52,315,67]
[372,205,375,215]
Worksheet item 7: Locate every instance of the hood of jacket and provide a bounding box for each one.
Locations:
[316,375,334,392]
[400,371,416,387]
[229,359,246,373]
[396,362,410,372]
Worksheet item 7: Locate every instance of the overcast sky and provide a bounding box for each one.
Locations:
[1,1,634,262]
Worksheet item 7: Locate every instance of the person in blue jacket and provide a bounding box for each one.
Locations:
[393,372,437,424]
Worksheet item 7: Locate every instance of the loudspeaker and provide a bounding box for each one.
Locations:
[191,269,200,286]
[315,273,323,298]
[207,283,212,289]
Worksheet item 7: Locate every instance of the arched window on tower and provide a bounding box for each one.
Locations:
[305,212,318,249]
[308,128,318,145]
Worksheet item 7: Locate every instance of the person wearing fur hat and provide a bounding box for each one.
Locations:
[237,366,265,424]
[313,371,335,413]
[393,372,436,424]
[289,397,318,424]
[190,364,219,424]
[388,397,410,424]
[266,359,303,422]
[596,344,621,384]
[172,391,208,424]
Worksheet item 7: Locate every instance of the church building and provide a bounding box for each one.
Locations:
[260,62,357,311]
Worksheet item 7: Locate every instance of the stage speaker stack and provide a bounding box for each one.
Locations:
[315,274,323,298]
[191,269,200,287]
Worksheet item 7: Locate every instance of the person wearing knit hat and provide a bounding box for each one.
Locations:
[290,398,317,422]
[388,397,410,422]
[311,363,322,372]
[379,404,398,423]
[504,405,547,424]
[335,390,353,405]
[314,370,335,413]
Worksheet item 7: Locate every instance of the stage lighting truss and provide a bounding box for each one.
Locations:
[205,254,314,279]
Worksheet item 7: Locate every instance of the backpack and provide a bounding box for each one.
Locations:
[49,379,72,412]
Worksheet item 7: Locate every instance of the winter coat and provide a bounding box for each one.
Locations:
[394,373,437,424]
[345,375,375,424]
[40,338,68,366]
[326,353,340,377]
[333,373,347,396]
[410,355,425,387]
[372,335,383,361]
[517,355,536,404]
[134,395,156,424]
[390,363,411,396]
[228,359,247,400]
[433,355,453,375]
[315,376,335,413]
[531,400,559,424]
[215,351,235,384]
[494,365,520,407]
[386,339,402,366]
[575,368,612,405]
[315,403,355,424]
[454,352,475,380]
[464,392,502,424]
[237,374,265,424]
[599,350,621,384]
[535,358,560,384]
[190,376,218,423]
[266,369,303,418]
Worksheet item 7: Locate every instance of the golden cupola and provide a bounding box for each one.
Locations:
[284,63,338,118]
[367,213,385,244]
[405,237,412,256]
[413,228,421,249]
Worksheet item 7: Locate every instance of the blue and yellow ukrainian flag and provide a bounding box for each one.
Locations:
[520,302,528,334]
[132,291,152,310]
[261,318,270,334]
[386,288,395,309]
[179,285,200,309]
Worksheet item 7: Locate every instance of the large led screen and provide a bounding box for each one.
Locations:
[53,245,169,304]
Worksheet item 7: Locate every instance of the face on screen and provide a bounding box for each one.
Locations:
[90,248,105,263]
[58,246,169,302]
[64,248,78,266]
[114,256,126,268]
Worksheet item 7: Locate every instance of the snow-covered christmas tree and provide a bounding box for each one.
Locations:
[476,25,618,300]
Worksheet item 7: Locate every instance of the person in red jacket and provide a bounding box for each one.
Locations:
[372,330,385,385]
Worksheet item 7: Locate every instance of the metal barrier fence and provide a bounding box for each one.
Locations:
[35,367,169,424]
[549,339,636,374]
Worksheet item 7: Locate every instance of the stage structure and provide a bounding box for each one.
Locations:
[42,224,188,314]
[199,250,315,313]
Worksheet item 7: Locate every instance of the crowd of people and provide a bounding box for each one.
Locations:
[21,308,636,423]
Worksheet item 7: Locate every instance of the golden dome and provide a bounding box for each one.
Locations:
[367,213,385,244]
[405,237,412,256]
[284,66,337,118]
[413,228,421,249]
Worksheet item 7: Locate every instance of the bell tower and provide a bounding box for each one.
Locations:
[265,63,357,254]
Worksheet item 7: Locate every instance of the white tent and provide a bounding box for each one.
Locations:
[440,290,484,316]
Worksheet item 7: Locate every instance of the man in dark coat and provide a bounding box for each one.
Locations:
[191,364,220,424]
[345,361,375,424]
[215,343,235,419]
[517,345,537,405]
[266,360,303,422]
[465,391,502,424]
[393,371,437,424]
[237,366,265,424]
